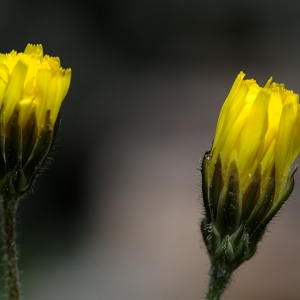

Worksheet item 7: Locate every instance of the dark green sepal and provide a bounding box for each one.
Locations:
[241,166,261,222]
[232,232,250,263]
[261,165,297,227]
[215,178,229,238]
[4,108,21,172]
[200,218,211,253]
[0,106,6,181]
[222,228,254,266]
[228,222,244,247]
[225,236,235,262]
[247,167,297,243]
[210,223,221,255]
[201,151,213,223]
[231,231,258,270]
[22,110,54,192]
[21,110,38,165]
[248,226,265,249]
[211,155,223,221]
[245,166,275,234]
[201,219,221,256]
[216,160,242,238]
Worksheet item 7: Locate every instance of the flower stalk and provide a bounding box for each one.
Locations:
[205,263,233,300]
[200,72,300,299]
[1,194,21,300]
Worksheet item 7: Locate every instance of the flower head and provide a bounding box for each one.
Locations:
[0,44,71,196]
[210,71,300,204]
[201,72,300,272]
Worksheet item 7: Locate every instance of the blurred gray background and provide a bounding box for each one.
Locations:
[0,0,300,299]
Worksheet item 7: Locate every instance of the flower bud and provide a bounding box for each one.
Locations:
[201,72,300,270]
[0,44,71,197]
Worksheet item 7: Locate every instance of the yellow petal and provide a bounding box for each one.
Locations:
[48,68,71,122]
[274,97,297,197]
[290,104,300,164]
[3,60,28,127]
[24,44,43,57]
[236,89,269,174]
[212,81,250,163]
[213,72,245,148]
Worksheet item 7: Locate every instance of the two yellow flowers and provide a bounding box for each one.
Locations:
[0,44,71,195]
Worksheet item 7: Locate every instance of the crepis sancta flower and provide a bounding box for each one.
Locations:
[0,44,71,197]
[201,72,300,298]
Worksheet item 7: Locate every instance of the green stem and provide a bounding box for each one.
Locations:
[205,261,233,300]
[1,194,21,300]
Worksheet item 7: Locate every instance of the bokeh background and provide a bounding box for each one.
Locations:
[0,1,300,299]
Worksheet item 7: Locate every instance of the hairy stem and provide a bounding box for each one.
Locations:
[1,194,21,300]
[205,261,233,300]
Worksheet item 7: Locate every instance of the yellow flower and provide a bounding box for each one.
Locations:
[0,44,71,195]
[208,72,300,223]
[0,44,71,134]
[201,71,300,267]
[201,72,300,299]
